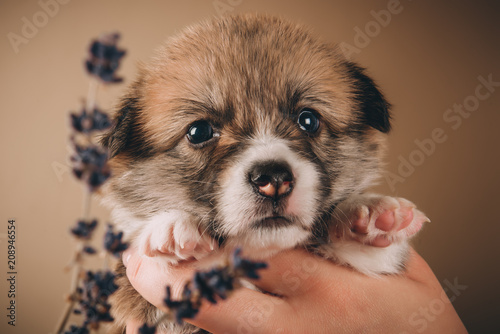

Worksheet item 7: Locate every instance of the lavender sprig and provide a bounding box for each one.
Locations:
[56,32,127,334]
[142,249,267,332]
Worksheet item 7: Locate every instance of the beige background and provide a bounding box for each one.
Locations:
[1,0,499,333]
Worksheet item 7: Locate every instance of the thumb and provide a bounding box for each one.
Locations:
[123,247,194,309]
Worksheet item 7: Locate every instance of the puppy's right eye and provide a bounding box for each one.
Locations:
[187,120,214,144]
[297,109,320,134]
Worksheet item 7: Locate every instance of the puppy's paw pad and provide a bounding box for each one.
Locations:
[348,196,429,247]
[400,207,429,238]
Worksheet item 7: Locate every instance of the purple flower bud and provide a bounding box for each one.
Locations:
[70,107,112,134]
[104,224,129,257]
[71,145,111,191]
[85,33,126,83]
[193,267,233,303]
[64,325,89,334]
[164,285,199,324]
[83,246,97,255]
[70,220,98,240]
[73,270,118,329]
[232,248,268,279]
[138,323,157,334]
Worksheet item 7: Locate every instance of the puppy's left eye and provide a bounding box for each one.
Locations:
[187,120,214,144]
[297,109,320,133]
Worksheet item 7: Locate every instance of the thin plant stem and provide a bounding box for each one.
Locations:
[82,191,92,221]
[58,158,94,332]
[55,79,100,334]
[55,246,86,333]
[102,252,110,271]
[55,299,76,334]
[86,79,99,112]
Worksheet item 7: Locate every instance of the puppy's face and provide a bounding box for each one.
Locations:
[103,14,390,251]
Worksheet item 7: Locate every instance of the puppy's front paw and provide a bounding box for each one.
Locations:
[136,210,216,261]
[334,195,429,247]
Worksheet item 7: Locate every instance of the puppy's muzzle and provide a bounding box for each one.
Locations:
[248,161,294,201]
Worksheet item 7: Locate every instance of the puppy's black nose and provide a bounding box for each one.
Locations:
[249,161,294,200]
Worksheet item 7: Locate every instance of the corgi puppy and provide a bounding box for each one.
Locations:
[101,14,428,333]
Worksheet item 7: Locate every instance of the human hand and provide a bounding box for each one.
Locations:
[123,247,466,334]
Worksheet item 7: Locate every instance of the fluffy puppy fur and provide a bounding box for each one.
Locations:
[101,14,427,333]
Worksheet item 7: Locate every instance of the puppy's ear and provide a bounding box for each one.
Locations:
[344,61,391,133]
[101,95,139,158]
[101,67,155,158]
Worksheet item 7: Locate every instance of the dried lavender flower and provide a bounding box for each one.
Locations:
[138,323,157,334]
[104,224,129,257]
[71,107,112,134]
[85,33,126,83]
[73,270,118,330]
[164,285,200,325]
[82,301,114,328]
[71,145,111,191]
[232,248,268,279]
[80,271,118,305]
[70,220,98,240]
[72,145,108,169]
[91,271,119,298]
[193,267,234,303]
[64,325,89,334]
[82,246,96,255]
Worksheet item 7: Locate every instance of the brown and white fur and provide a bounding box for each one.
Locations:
[101,14,428,333]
